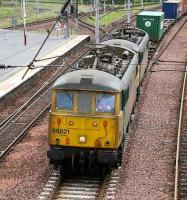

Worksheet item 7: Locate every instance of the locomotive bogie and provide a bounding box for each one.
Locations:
[47,146,120,166]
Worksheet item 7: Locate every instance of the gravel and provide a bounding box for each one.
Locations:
[0,117,51,200]
[0,13,186,200]
[0,16,97,200]
[114,19,187,200]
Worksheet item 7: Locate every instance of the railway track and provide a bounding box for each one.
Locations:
[69,5,161,52]
[0,43,89,159]
[0,8,149,160]
[37,106,133,200]
[53,177,102,199]
[144,18,187,200]
[70,17,106,36]
[4,6,113,30]
[78,18,106,35]
[174,63,187,200]
[5,18,55,30]
[37,171,104,200]
[37,167,121,200]
[40,10,187,200]
[0,12,118,160]
[0,5,183,200]
[173,18,187,198]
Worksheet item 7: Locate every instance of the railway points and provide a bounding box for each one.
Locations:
[0,30,89,99]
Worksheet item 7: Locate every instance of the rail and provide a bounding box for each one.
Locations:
[0,104,50,158]
[174,64,187,200]
[0,40,89,159]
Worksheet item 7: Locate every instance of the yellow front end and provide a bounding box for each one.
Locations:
[49,113,121,149]
[47,89,123,166]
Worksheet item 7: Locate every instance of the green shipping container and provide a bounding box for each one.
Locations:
[136,11,164,42]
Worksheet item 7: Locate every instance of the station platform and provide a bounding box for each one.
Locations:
[0,30,89,99]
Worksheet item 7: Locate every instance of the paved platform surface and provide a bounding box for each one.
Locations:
[0,29,89,98]
[0,29,76,83]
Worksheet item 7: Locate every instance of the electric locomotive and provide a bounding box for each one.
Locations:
[47,26,149,174]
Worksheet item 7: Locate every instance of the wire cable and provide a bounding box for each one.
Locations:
[1,62,187,70]
[22,0,71,80]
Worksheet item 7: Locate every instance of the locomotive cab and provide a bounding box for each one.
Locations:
[48,90,122,147]
[47,70,125,170]
[54,90,117,114]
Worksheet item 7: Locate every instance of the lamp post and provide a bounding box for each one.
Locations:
[23,0,27,45]
[95,0,99,44]
[127,0,131,23]
[75,0,79,31]
[104,0,106,26]
[35,0,39,20]
[141,0,144,10]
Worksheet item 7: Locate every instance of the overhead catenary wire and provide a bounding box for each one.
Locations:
[1,58,187,69]
[11,1,155,74]
[1,62,187,70]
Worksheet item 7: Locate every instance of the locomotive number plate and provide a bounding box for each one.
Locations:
[52,128,70,135]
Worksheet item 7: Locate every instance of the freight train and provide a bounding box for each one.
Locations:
[47,25,149,175]
[47,6,186,175]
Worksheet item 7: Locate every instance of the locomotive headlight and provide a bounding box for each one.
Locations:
[79,136,86,144]
[93,122,97,127]
[69,121,73,125]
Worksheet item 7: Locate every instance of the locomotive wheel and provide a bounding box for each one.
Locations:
[100,164,108,179]
[60,159,71,179]
[60,164,65,180]
[118,144,123,166]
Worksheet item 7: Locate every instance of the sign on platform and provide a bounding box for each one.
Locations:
[54,20,62,31]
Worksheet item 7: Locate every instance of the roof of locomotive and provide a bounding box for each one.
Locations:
[102,39,140,53]
[53,69,124,91]
[108,26,149,52]
[71,42,136,78]
[53,38,140,92]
